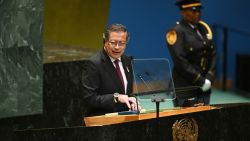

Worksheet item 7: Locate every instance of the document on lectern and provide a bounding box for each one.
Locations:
[131,58,176,113]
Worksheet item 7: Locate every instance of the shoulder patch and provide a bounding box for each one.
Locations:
[166,30,177,46]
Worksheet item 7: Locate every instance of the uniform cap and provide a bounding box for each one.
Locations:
[175,0,202,10]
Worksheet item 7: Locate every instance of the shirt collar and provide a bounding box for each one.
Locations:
[109,56,121,63]
[188,23,196,29]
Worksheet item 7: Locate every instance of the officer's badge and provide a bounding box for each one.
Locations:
[166,30,177,45]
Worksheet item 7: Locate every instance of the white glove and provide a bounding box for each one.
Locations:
[201,79,211,92]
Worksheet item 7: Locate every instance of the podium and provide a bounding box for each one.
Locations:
[84,106,215,127]
[15,103,250,141]
[4,60,250,141]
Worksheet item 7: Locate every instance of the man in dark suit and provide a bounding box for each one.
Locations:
[81,24,138,116]
[166,0,216,107]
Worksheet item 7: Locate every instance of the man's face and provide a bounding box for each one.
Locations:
[104,31,127,59]
[181,7,201,24]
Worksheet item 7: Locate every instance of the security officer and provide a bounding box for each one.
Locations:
[166,0,216,107]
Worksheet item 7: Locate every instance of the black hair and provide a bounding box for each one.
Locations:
[103,23,130,44]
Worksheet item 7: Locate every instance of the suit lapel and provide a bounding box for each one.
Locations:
[121,56,133,94]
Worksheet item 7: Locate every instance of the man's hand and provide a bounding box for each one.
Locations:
[117,94,141,111]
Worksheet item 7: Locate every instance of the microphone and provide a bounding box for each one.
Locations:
[137,74,165,102]
[144,71,176,100]
[137,74,164,119]
[137,74,154,92]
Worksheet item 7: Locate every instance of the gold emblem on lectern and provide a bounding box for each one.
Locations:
[172,118,198,141]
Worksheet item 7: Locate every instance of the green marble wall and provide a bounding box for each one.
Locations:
[0,0,43,118]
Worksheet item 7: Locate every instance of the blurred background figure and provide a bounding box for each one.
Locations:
[166,0,215,107]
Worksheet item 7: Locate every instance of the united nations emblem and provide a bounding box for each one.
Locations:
[172,118,198,141]
[166,30,177,45]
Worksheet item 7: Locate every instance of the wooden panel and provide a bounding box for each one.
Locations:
[84,106,217,126]
[84,114,139,127]
[138,106,216,120]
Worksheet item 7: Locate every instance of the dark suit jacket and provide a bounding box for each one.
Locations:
[81,49,133,116]
[166,19,216,99]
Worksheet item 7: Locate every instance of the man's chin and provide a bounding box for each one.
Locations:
[111,55,121,59]
[113,53,122,56]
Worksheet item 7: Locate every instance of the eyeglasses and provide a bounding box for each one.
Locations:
[108,40,127,47]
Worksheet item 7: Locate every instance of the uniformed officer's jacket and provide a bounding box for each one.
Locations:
[166,19,216,97]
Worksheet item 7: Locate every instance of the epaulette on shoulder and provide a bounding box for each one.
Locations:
[199,21,213,40]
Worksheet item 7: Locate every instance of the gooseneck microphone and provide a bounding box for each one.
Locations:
[137,73,164,119]
[137,74,152,92]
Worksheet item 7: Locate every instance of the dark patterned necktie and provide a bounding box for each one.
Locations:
[114,60,124,89]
